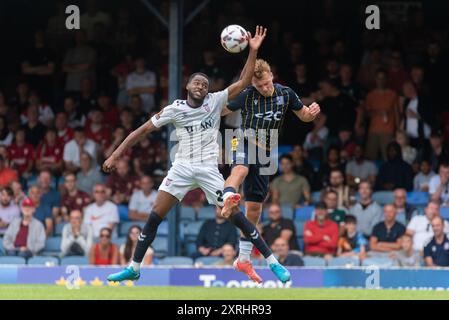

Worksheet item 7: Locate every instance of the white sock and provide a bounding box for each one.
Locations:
[223,191,235,202]
[238,240,253,262]
[129,260,141,272]
[266,254,278,265]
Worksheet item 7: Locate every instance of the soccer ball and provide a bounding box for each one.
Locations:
[220,25,248,53]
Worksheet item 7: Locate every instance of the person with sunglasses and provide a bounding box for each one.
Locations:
[89,227,118,265]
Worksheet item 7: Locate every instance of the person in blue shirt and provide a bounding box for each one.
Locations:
[337,214,367,259]
[37,170,61,223]
[424,216,449,267]
[28,185,53,237]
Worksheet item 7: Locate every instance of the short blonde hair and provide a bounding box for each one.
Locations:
[254,59,271,79]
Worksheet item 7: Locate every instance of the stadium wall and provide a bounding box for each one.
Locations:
[1,266,449,290]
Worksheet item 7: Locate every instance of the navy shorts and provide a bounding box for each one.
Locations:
[231,138,270,203]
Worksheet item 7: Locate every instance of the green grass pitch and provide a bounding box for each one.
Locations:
[0,285,449,300]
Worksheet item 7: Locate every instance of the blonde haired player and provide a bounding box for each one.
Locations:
[220,58,321,282]
[104,27,290,284]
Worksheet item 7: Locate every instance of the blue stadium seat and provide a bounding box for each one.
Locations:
[302,256,326,267]
[440,206,449,220]
[152,237,168,256]
[362,257,394,267]
[277,145,293,156]
[118,205,129,222]
[295,206,314,221]
[158,256,194,266]
[328,256,360,267]
[372,191,394,205]
[297,238,304,252]
[60,256,89,266]
[184,221,204,241]
[311,191,322,204]
[281,205,294,220]
[195,256,223,265]
[42,237,62,256]
[180,206,196,222]
[197,206,216,220]
[185,241,197,256]
[119,221,146,237]
[157,220,168,237]
[294,221,305,237]
[111,237,127,246]
[0,240,4,255]
[396,213,407,225]
[54,223,67,236]
[0,256,26,265]
[407,192,429,206]
[27,256,59,266]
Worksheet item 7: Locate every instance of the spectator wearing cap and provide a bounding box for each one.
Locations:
[35,128,64,175]
[3,197,46,258]
[393,188,418,224]
[0,187,20,236]
[424,216,449,267]
[105,158,139,205]
[429,162,449,206]
[0,155,18,188]
[349,181,383,239]
[363,68,400,161]
[61,172,91,221]
[83,183,119,238]
[76,151,104,194]
[406,201,449,252]
[337,214,367,259]
[271,154,311,208]
[345,144,378,189]
[128,175,158,221]
[63,126,98,172]
[262,203,299,251]
[7,129,33,179]
[272,237,304,266]
[61,209,93,257]
[369,204,406,254]
[375,141,414,191]
[303,202,339,258]
[28,185,53,237]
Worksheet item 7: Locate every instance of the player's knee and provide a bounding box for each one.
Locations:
[232,165,249,181]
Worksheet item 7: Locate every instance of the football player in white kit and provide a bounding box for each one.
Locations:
[104,26,290,284]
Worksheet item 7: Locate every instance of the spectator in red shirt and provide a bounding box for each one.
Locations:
[131,137,162,177]
[97,92,119,127]
[35,128,64,175]
[105,158,139,205]
[0,156,18,188]
[85,107,111,152]
[60,172,91,221]
[89,227,119,265]
[304,202,339,259]
[7,129,34,179]
[55,111,74,145]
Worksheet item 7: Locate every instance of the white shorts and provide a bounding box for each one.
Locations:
[159,162,224,206]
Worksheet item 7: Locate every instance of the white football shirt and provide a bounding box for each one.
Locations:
[151,89,228,164]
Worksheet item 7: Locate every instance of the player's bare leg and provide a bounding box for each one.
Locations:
[221,165,248,217]
[107,191,178,282]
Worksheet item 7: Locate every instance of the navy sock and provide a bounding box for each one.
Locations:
[229,212,272,258]
[133,211,163,263]
[223,186,236,194]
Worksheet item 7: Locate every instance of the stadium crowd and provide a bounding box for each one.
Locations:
[1,0,449,268]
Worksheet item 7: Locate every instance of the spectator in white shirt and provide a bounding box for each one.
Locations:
[83,183,119,238]
[429,162,449,206]
[61,209,93,257]
[126,57,157,113]
[128,175,158,221]
[406,201,449,252]
[413,159,436,192]
[63,126,97,172]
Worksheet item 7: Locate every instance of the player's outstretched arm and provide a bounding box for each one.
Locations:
[294,102,321,122]
[102,119,156,172]
[227,26,267,101]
